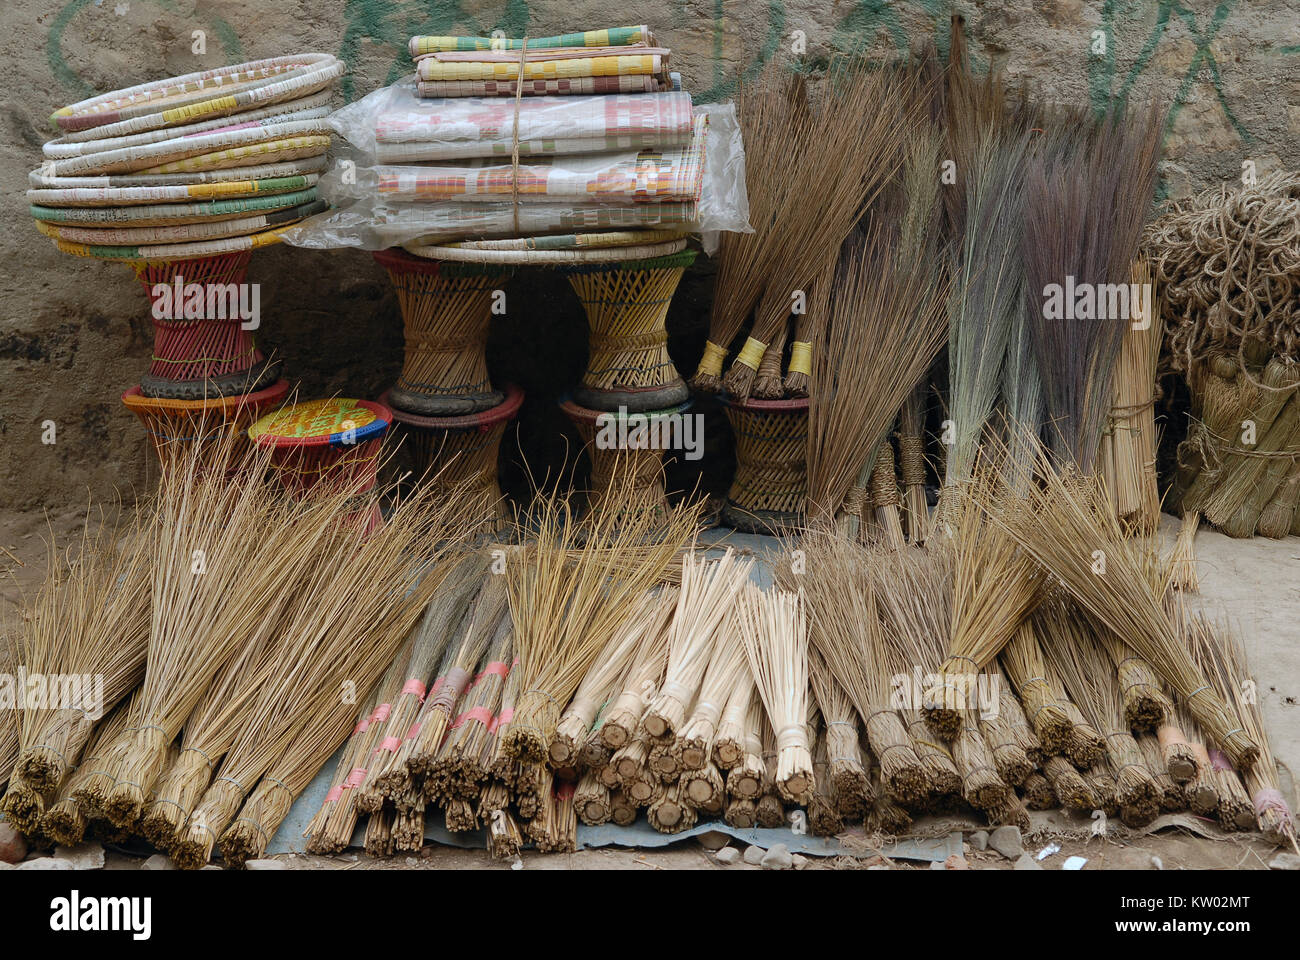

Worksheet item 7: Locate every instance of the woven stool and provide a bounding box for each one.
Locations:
[557,250,696,412]
[121,378,289,464]
[560,398,693,520]
[721,396,808,534]
[382,384,523,528]
[374,248,508,416]
[248,397,392,534]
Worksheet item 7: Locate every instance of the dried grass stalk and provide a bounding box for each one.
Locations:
[598,586,676,749]
[809,648,871,817]
[677,611,750,770]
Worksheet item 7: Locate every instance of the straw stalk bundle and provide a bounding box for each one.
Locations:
[735,585,814,805]
[596,588,676,749]
[38,694,136,846]
[808,649,872,817]
[502,482,703,762]
[428,620,514,801]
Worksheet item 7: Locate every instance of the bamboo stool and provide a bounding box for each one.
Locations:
[721,396,808,534]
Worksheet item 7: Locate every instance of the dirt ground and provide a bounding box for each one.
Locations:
[2,505,1296,871]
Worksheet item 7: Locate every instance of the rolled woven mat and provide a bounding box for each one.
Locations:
[381,384,523,527]
[50,53,344,137]
[249,397,392,534]
[558,250,696,412]
[41,90,334,160]
[417,75,669,98]
[560,397,692,519]
[439,230,688,252]
[27,156,327,192]
[414,51,671,90]
[122,379,290,464]
[54,223,300,261]
[37,198,326,246]
[33,187,320,227]
[374,249,509,416]
[27,172,321,209]
[721,396,809,535]
[408,26,654,56]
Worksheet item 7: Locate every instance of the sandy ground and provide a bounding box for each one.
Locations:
[2,505,1296,871]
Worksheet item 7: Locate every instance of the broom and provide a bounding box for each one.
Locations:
[1000,616,1083,758]
[755,720,786,829]
[724,693,767,804]
[980,441,1260,770]
[788,533,927,804]
[711,660,757,771]
[808,647,872,818]
[551,588,664,767]
[574,769,611,825]
[8,510,149,799]
[735,584,814,805]
[898,385,932,542]
[807,721,845,837]
[643,549,751,741]
[38,692,137,847]
[596,586,676,749]
[171,477,486,868]
[675,597,751,769]
[502,481,703,763]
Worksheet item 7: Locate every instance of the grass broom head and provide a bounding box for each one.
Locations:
[975,431,1260,771]
[501,475,705,763]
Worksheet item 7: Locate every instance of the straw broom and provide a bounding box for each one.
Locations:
[357,554,488,806]
[1190,614,1297,849]
[782,267,832,399]
[994,669,1044,767]
[750,314,792,401]
[717,63,911,400]
[724,693,766,804]
[1021,771,1056,811]
[898,385,932,542]
[597,586,675,749]
[394,565,505,789]
[676,606,750,770]
[981,443,1260,769]
[755,722,786,828]
[302,648,408,854]
[429,619,514,802]
[173,478,486,867]
[76,432,289,826]
[867,770,912,836]
[1137,733,1186,812]
[502,483,704,763]
[7,511,149,799]
[711,660,757,772]
[1095,627,1172,732]
[550,588,663,768]
[38,692,136,847]
[805,222,949,528]
[808,647,872,817]
[691,67,811,394]
[643,549,751,741]
[808,722,845,837]
[574,768,611,825]
[1021,602,1107,768]
[611,734,656,806]
[1042,755,1095,812]
[647,778,697,835]
[1000,617,1081,758]
[788,533,927,804]
[735,584,814,805]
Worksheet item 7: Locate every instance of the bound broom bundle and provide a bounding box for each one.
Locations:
[302,646,409,855]
[1000,615,1083,759]
[898,385,932,543]
[724,693,767,804]
[681,757,727,813]
[647,778,697,835]
[550,588,664,768]
[502,481,703,763]
[781,265,832,399]
[74,432,289,826]
[355,555,488,807]
[1042,616,1160,825]
[994,669,1044,767]
[395,564,505,788]
[1096,627,1173,732]
[756,722,786,829]
[711,660,757,771]
[807,722,844,837]
[808,647,872,817]
[735,584,814,805]
[1019,601,1107,768]
[1189,614,1297,849]
[38,692,136,847]
[611,734,656,806]
[978,442,1260,770]
[788,532,927,804]
[676,603,750,769]
[7,511,149,800]
[925,485,1041,739]
[574,769,611,825]
[428,618,514,802]
[1042,754,1095,813]
[805,221,948,527]
[1171,705,1219,815]
[1138,733,1186,812]
[596,586,676,749]
[171,477,485,868]
[1021,772,1057,811]
[643,549,751,741]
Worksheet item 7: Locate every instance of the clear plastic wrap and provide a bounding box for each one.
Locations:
[329,80,694,161]
[283,95,749,250]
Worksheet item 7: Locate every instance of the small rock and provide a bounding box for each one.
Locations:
[244,859,287,871]
[970,830,989,851]
[201,865,223,871]
[1013,853,1043,871]
[743,844,764,865]
[1150,855,1164,871]
[1269,852,1300,871]
[54,843,105,870]
[715,847,740,865]
[419,846,435,859]
[697,831,729,851]
[867,864,889,870]
[944,854,969,870]
[989,825,1023,860]
[792,854,809,870]
[405,857,418,866]
[760,843,793,870]
[16,858,74,871]
[929,860,945,870]
[0,823,27,864]
[142,854,175,871]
